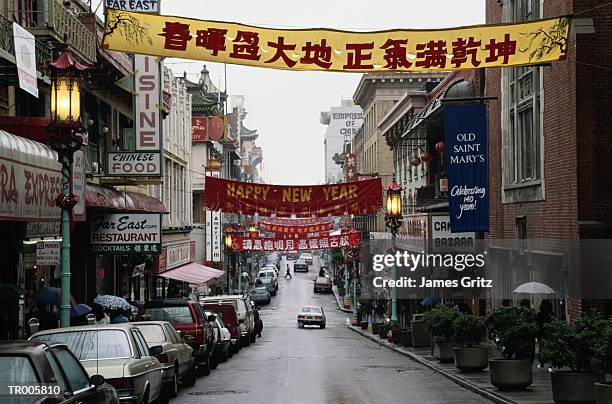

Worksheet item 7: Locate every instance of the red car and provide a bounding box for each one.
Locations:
[314,276,333,293]
[142,299,216,375]
[201,302,241,355]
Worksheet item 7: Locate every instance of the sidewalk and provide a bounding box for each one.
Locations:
[347,325,554,404]
[331,285,353,313]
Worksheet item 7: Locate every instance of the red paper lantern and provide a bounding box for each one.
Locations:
[435,142,445,154]
[420,151,433,162]
[410,157,422,166]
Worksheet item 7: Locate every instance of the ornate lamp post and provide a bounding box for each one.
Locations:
[385,176,403,322]
[247,223,257,283]
[224,226,234,294]
[47,47,88,328]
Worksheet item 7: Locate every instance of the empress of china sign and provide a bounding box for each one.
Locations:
[90,213,161,254]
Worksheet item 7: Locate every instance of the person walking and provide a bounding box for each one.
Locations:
[285,263,292,279]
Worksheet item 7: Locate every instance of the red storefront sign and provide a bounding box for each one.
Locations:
[204,176,382,217]
[192,116,226,142]
[231,233,360,252]
[260,222,334,235]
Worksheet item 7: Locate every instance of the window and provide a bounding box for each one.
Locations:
[165,324,180,344]
[52,348,90,393]
[32,330,132,360]
[45,351,68,392]
[136,324,167,344]
[504,0,542,187]
[144,306,194,323]
[0,356,39,385]
[132,329,151,358]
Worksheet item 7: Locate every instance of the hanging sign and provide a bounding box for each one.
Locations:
[105,0,159,12]
[192,116,227,142]
[261,222,334,235]
[262,217,333,226]
[71,150,86,221]
[103,10,570,72]
[444,103,489,233]
[90,213,162,254]
[204,176,382,217]
[231,233,360,252]
[13,22,38,98]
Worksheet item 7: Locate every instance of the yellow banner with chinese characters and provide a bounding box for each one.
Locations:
[103,9,570,72]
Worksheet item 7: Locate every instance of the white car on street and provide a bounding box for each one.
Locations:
[297,306,326,329]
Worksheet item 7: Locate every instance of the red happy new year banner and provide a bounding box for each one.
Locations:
[204,176,382,217]
[231,232,360,252]
[260,222,334,235]
[261,217,333,226]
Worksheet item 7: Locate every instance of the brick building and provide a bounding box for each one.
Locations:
[485,0,612,319]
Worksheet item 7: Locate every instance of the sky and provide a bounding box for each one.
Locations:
[104,0,486,185]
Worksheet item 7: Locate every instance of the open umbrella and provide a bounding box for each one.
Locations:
[513,282,555,294]
[94,295,131,310]
[0,283,24,300]
[420,297,441,306]
[70,303,92,319]
[33,287,77,306]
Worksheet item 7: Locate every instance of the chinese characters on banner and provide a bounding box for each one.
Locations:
[103,10,570,72]
[204,176,382,217]
[231,233,360,252]
[344,153,357,181]
[192,116,227,142]
[261,217,333,226]
[443,104,489,233]
[260,222,334,235]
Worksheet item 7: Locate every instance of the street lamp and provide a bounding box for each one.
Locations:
[224,226,234,294]
[247,223,257,284]
[385,176,403,323]
[47,46,88,328]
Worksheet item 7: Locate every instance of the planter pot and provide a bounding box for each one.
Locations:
[489,358,533,390]
[551,371,598,404]
[453,347,489,372]
[372,323,380,334]
[432,337,462,363]
[401,329,412,347]
[360,321,368,330]
[389,327,401,343]
[379,325,389,339]
[595,382,612,404]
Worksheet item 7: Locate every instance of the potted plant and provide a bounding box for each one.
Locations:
[453,313,488,372]
[424,304,461,362]
[540,310,605,404]
[486,306,537,390]
[372,322,381,335]
[388,320,401,343]
[594,317,612,404]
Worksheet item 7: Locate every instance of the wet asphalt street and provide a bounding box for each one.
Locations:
[175,255,490,404]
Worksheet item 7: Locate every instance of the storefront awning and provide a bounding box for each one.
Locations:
[85,184,168,213]
[158,263,225,285]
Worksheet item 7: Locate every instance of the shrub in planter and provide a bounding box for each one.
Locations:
[424,304,461,362]
[453,313,488,372]
[372,323,381,334]
[360,321,368,330]
[379,323,389,339]
[486,306,537,390]
[388,321,401,343]
[594,317,612,404]
[540,311,606,404]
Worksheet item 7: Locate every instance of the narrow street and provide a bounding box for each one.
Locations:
[175,256,490,404]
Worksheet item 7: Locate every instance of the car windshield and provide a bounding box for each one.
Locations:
[144,306,194,323]
[300,307,322,313]
[0,355,39,385]
[251,288,266,294]
[136,324,167,344]
[32,330,132,360]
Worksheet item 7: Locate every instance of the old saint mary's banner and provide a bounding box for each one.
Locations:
[204,177,382,217]
[103,9,570,73]
[261,222,334,235]
[231,233,360,252]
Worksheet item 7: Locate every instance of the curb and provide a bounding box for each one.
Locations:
[347,325,516,404]
[332,287,353,313]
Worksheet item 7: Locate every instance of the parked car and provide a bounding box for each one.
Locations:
[200,295,256,346]
[250,287,271,305]
[204,311,231,363]
[264,264,279,276]
[258,269,278,290]
[141,299,215,375]
[299,252,313,265]
[293,258,309,272]
[313,276,333,293]
[255,276,276,296]
[297,306,326,329]
[200,302,241,355]
[31,324,164,404]
[0,340,119,403]
[286,251,299,261]
[133,321,196,396]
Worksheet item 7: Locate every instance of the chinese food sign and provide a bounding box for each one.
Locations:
[103,9,570,72]
[204,176,382,217]
[231,233,360,252]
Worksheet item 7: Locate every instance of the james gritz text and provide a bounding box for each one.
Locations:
[372,276,493,289]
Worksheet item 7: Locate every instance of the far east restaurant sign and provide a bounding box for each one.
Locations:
[90,213,161,254]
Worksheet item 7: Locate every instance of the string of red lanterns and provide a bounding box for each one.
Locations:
[409,141,445,166]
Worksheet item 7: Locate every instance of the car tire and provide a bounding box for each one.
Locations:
[313,289,318,294]
[243,336,250,347]
[320,323,326,329]
[181,363,197,387]
[210,353,219,369]
[141,388,149,404]
[228,344,234,358]
[220,346,229,362]
[298,321,304,328]
[197,357,211,376]
[250,332,256,343]
[166,365,178,398]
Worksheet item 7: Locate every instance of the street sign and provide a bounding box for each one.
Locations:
[36,241,60,266]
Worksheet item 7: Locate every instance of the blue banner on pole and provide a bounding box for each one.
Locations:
[443,103,489,233]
